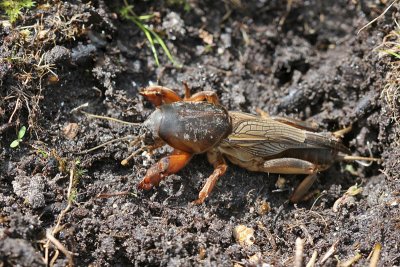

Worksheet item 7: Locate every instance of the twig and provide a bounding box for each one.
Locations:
[368,243,382,267]
[46,231,74,266]
[96,191,131,198]
[340,253,362,267]
[357,0,397,35]
[49,249,60,267]
[8,97,21,123]
[44,168,75,266]
[121,146,144,165]
[321,240,339,264]
[294,238,304,267]
[306,251,318,267]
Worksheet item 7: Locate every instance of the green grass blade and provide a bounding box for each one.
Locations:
[150,30,180,67]
[142,27,160,66]
[126,14,160,66]
[382,49,400,59]
[138,14,155,21]
[120,1,179,67]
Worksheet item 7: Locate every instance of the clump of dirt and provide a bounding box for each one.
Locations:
[1,0,400,266]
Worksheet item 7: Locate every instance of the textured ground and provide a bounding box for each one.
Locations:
[1,0,399,266]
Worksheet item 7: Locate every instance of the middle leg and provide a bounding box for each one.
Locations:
[192,150,227,204]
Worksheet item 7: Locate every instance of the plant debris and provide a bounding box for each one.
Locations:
[233,225,255,246]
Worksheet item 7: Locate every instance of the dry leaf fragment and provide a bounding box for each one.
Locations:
[198,247,206,261]
[257,200,271,215]
[333,184,363,212]
[275,176,286,189]
[248,252,264,265]
[199,29,213,45]
[63,123,79,139]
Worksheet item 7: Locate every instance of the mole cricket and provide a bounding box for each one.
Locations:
[123,83,379,204]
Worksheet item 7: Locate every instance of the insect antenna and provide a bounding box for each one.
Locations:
[75,135,136,155]
[80,110,142,126]
[72,106,144,154]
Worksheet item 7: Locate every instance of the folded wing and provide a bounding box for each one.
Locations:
[225,112,350,157]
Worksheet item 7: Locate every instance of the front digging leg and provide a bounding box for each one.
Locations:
[138,149,192,190]
[140,86,182,106]
[181,82,220,105]
[185,91,220,105]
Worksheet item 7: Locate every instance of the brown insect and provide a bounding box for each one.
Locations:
[133,84,379,204]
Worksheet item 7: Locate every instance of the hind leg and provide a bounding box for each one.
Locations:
[261,158,320,203]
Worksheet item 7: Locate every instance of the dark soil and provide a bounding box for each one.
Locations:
[1,0,400,266]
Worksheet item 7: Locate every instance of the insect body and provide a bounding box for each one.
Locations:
[137,85,378,204]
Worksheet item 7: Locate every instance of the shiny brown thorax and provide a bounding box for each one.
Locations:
[155,102,232,154]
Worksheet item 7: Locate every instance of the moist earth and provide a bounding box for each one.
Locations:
[1,0,399,266]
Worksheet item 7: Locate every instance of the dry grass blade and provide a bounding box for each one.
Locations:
[357,0,397,35]
[320,240,339,264]
[368,243,382,267]
[44,167,75,266]
[340,253,362,267]
[305,251,318,267]
[294,238,304,267]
